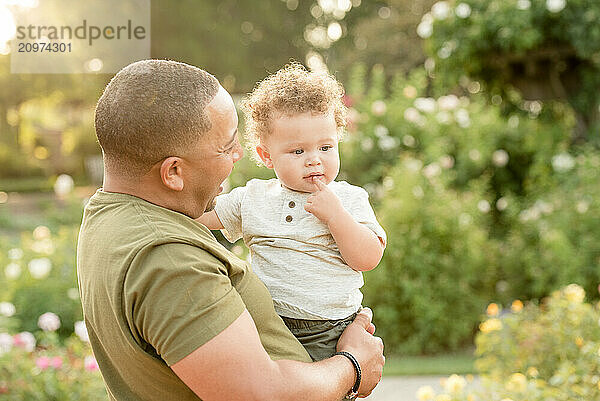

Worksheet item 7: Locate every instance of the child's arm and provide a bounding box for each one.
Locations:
[195,210,225,230]
[304,179,384,272]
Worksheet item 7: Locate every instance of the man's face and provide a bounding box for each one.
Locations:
[259,112,340,193]
[180,86,242,218]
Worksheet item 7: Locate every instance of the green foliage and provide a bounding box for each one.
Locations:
[345,64,598,354]
[414,285,600,400]
[366,157,494,354]
[0,225,83,340]
[424,0,600,137]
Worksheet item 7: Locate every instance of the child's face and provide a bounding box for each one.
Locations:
[257,112,340,193]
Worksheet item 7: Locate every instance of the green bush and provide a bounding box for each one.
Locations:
[1,225,82,340]
[365,155,495,354]
[414,284,600,401]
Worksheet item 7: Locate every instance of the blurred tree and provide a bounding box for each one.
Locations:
[422,0,600,143]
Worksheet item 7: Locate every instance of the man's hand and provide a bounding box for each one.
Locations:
[336,308,385,398]
[304,177,344,224]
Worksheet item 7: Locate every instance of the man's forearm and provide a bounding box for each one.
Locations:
[268,355,355,401]
[328,209,384,271]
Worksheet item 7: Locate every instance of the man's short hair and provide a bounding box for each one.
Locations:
[95,59,220,176]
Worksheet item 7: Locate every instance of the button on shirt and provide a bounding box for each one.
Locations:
[214,178,387,320]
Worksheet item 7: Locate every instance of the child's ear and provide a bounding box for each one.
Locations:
[256,144,274,168]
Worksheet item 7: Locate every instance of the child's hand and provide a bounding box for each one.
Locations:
[304,177,345,224]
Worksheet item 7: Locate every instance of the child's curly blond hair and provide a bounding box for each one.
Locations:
[241,63,348,165]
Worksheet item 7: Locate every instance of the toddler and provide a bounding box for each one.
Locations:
[197,64,386,361]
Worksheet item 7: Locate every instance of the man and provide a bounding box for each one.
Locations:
[77,59,384,401]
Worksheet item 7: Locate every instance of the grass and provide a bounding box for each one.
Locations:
[383,351,477,376]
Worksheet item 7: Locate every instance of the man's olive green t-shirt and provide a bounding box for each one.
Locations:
[77,190,311,400]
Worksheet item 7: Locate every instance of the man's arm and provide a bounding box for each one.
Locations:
[171,308,384,401]
[304,179,384,271]
[195,210,225,230]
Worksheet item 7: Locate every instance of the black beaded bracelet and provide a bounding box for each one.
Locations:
[333,351,361,400]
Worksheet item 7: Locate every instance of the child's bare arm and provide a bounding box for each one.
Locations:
[304,179,384,271]
[195,210,225,230]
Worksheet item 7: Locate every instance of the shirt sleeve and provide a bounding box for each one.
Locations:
[348,186,387,247]
[213,185,247,243]
[124,242,246,366]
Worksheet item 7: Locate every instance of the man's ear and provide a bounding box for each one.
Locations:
[256,144,274,168]
[159,157,185,191]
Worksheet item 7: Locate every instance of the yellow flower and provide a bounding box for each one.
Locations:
[435,395,452,401]
[511,300,523,313]
[466,374,474,382]
[501,399,514,401]
[486,303,500,317]
[467,395,476,401]
[443,374,467,393]
[416,385,435,401]
[526,366,539,378]
[597,381,600,391]
[575,337,584,347]
[479,318,502,333]
[506,373,527,393]
[564,284,585,304]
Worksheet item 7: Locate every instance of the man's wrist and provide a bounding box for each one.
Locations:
[333,351,361,400]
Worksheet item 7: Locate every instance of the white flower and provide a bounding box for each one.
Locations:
[412,186,425,199]
[404,158,423,172]
[371,100,387,116]
[552,153,575,172]
[378,136,399,151]
[431,1,451,20]
[361,138,374,151]
[31,239,54,255]
[5,263,21,280]
[404,107,422,123]
[439,155,455,169]
[517,0,531,10]
[28,258,52,279]
[546,0,566,13]
[403,135,416,147]
[443,374,467,393]
[67,288,80,300]
[0,302,16,317]
[459,213,472,226]
[74,321,90,342]
[374,125,389,138]
[455,3,471,18]
[414,97,437,113]
[33,225,51,240]
[423,163,441,178]
[436,111,452,124]
[469,149,481,161]
[455,109,471,128]
[417,13,433,38]
[416,385,435,400]
[478,200,491,213]
[496,197,508,211]
[564,284,585,304]
[38,312,61,332]
[576,201,589,214]
[492,149,509,167]
[0,333,13,356]
[438,95,460,111]
[8,248,23,260]
[14,331,36,352]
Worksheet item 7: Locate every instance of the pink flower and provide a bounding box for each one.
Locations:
[50,356,63,369]
[13,332,36,352]
[84,356,99,371]
[36,356,51,370]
